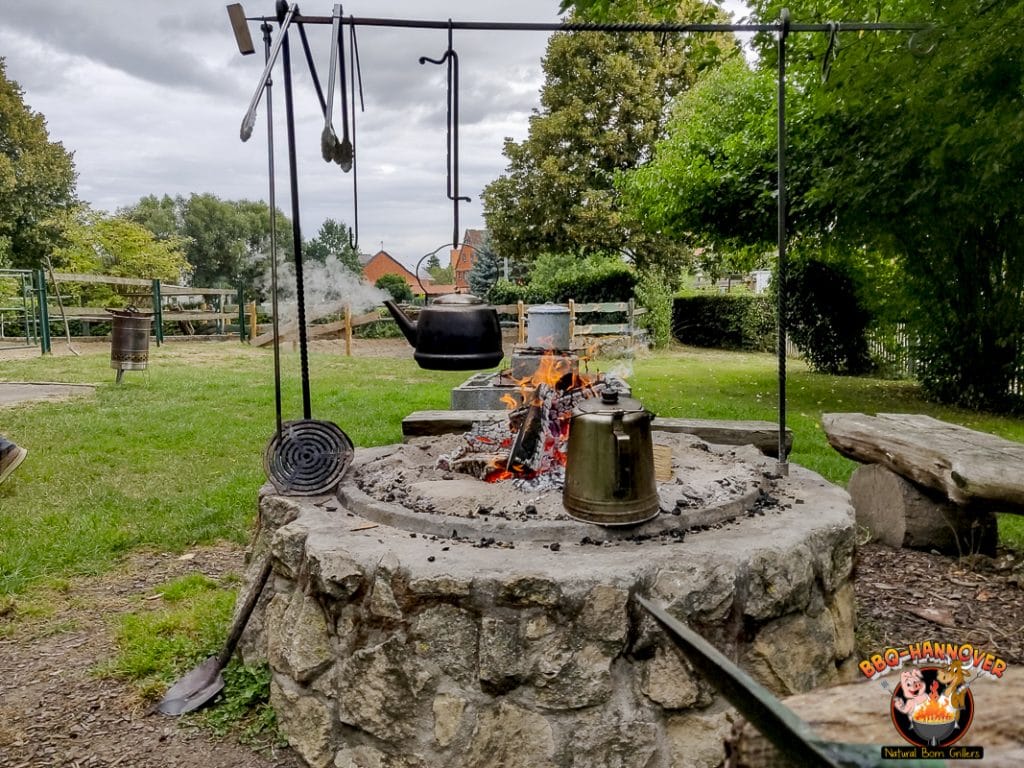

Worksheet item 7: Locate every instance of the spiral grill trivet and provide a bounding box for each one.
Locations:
[263,419,354,495]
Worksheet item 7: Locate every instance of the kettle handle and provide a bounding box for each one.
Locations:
[613,413,632,498]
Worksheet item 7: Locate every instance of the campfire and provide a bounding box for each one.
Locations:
[912,696,958,724]
[438,351,615,491]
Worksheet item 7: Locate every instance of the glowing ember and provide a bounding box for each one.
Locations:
[912,697,957,724]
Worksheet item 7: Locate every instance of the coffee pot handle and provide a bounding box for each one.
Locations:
[613,414,632,498]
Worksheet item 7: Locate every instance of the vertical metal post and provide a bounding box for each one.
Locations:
[237,283,247,342]
[263,21,284,436]
[36,269,51,354]
[152,279,164,346]
[776,8,790,476]
[281,23,312,420]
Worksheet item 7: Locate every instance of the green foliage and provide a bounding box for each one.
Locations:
[120,193,293,300]
[0,60,78,269]
[199,662,284,748]
[52,205,191,286]
[619,57,777,252]
[467,235,501,297]
[304,218,360,273]
[482,3,733,271]
[672,294,775,351]
[488,251,636,304]
[778,257,874,375]
[375,273,412,302]
[634,266,674,349]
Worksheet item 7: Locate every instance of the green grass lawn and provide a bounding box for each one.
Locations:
[2,341,1023,598]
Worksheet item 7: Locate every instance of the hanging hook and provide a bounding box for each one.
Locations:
[908,24,939,57]
[420,20,470,248]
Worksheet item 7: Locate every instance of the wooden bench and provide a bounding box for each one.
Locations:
[402,410,792,457]
[821,413,1024,554]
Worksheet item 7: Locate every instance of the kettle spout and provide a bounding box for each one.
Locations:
[383,299,417,346]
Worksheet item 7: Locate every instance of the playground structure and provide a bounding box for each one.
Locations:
[0,270,245,353]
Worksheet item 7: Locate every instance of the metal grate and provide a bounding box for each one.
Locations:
[263,419,353,496]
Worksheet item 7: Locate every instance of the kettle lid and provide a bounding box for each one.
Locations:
[431,292,484,305]
[574,388,645,415]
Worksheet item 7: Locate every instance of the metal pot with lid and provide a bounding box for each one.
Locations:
[384,293,504,371]
[563,389,660,526]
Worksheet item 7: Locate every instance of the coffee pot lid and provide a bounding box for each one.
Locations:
[431,293,483,305]
[574,388,645,415]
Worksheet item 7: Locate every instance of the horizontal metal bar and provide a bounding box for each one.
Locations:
[248,14,928,34]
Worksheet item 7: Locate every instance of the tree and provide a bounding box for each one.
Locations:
[0,59,77,269]
[481,2,734,270]
[120,193,292,300]
[621,0,1024,411]
[375,273,412,302]
[467,236,501,297]
[304,217,360,273]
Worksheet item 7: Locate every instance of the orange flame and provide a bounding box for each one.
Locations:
[912,698,957,724]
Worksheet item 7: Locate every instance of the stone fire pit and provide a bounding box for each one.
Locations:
[239,432,856,768]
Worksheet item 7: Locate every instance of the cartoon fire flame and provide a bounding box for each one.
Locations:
[912,696,957,724]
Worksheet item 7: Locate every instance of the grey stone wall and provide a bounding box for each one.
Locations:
[240,464,856,768]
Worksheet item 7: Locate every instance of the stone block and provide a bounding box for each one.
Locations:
[266,591,335,684]
[561,709,658,768]
[271,678,334,768]
[652,561,736,623]
[741,611,838,696]
[741,544,815,621]
[848,463,997,555]
[533,641,613,710]
[576,585,628,646]
[665,703,733,768]
[433,693,468,748]
[410,604,479,685]
[499,575,562,607]
[334,745,425,768]
[307,548,364,602]
[479,616,524,693]
[337,636,435,741]
[826,582,856,661]
[640,644,701,710]
[458,701,556,768]
[369,572,403,620]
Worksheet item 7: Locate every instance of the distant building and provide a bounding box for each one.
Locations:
[360,250,421,294]
[451,229,487,293]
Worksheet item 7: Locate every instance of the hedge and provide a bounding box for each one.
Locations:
[672,294,775,352]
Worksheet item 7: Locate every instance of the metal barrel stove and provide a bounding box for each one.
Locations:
[108,307,153,383]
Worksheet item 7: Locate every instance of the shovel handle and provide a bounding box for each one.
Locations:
[217,555,274,668]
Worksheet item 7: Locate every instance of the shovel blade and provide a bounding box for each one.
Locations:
[157,656,226,715]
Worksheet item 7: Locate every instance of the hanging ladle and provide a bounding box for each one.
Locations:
[335,8,353,171]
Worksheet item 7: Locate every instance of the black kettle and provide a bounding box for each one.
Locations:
[383,294,504,371]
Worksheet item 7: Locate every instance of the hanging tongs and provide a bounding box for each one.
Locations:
[320,5,353,170]
[240,3,297,142]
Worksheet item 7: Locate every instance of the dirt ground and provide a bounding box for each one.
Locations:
[3,339,1023,766]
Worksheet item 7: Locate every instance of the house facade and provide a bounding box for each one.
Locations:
[450,229,487,293]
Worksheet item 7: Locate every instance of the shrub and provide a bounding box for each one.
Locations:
[672,294,774,351]
[778,258,873,375]
[635,267,673,349]
[375,274,412,302]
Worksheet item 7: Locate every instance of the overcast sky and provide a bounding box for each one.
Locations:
[2,1,749,270]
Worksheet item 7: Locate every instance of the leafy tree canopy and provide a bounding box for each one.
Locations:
[0,59,77,269]
[120,193,292,300]
[481,2,735,272]
[304,217,360,273]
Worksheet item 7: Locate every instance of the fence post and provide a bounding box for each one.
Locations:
[237,284,246,342]
[35,269,51,354]
[627,298,635,338]
[344,304,352,356]
[151,279,164,346]
[568,299,576,342]
[250,300,258,342]
[517,300,525,344]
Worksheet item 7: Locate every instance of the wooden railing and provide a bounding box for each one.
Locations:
[493,300,647,343]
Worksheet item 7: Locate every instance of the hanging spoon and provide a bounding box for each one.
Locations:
[320,4,342,162]
[334,8,353,172]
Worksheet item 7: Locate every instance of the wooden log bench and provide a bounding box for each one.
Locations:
[821,413,1024,555]
[729,666,1024,767]
[402,410,793,457]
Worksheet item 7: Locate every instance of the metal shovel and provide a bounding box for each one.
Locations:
[320,4,342,162]
[156,555,273,715]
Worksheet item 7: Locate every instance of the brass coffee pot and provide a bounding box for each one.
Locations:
[563,390,660,526]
